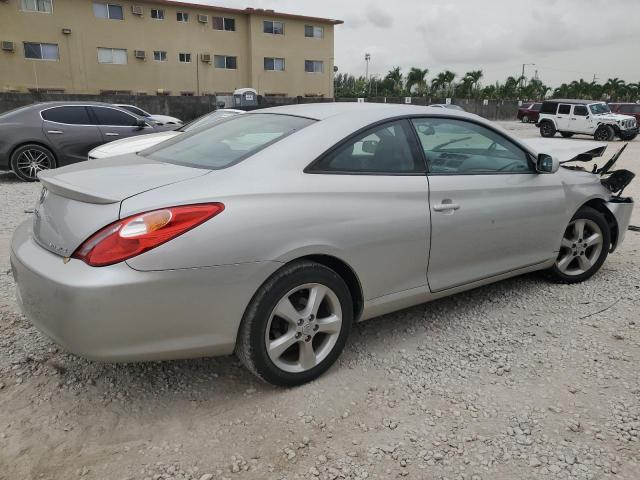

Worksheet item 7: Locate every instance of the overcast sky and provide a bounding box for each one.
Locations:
[179,0,640,87]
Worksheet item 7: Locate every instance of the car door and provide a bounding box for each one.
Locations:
[568,105,591,133]
[556,104,572,130]
[411,117,566,292]
[307,119,430,300]
[41,105,104,165]
[89,105,153,141]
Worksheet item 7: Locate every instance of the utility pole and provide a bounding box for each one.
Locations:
[521,63,535,88]
[364,53,371,80]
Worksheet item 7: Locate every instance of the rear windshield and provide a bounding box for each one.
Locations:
[143,113,315,169]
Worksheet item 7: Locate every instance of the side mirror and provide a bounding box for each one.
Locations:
[536,153,559,174]
[136,118,147,130]
[362,140,379,154]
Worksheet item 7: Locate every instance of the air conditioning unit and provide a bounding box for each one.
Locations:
[200,53,211,63]
[197,14,208,23]
[134,50,146,59]
[131,5,143,15]
[1,41,15,52]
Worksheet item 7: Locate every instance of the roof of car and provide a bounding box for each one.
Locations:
[544,99,603,105]
[252,102,472,121]
[28,101,127,109]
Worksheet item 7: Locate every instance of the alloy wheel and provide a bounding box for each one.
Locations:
[265,283,342,373]
[555,219,604,276]
[15,148,53,180]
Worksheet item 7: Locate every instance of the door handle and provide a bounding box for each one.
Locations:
[47,130,63,134]
[105,132,120,136]
[433,203,461,212]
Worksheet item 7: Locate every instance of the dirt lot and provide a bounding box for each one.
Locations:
[1,121,639,480]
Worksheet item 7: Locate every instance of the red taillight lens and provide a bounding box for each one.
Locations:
[72,203,224,266]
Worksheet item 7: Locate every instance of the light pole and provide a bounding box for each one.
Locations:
[365,53,371,80]
[521,63,535,89]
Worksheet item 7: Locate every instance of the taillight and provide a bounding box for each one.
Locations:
[72,203,224,267]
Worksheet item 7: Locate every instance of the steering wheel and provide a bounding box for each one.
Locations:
[488,141,498,151]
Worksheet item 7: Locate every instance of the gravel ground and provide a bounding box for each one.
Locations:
[0,121,639,480]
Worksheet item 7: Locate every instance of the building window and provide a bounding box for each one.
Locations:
[264,57,285,71]
[263,20,284,35]
[212,16,235,31]
[214,55,237,69]
[153,50,167,61]
[151,9,164,20]
[181,92,194,96]
[24,42,59,60]
[305,60,324,73]
[93,3,123,20]
[97,47,127,64]
[178,53,191,63]
[21,0,53,13]
[304,25,324,38]
[176,11,189,22]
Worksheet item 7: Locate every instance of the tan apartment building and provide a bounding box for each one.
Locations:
[0,0,342,97]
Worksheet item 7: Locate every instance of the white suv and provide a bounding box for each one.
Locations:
[536,100,638,141]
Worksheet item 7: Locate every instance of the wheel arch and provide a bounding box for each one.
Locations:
[577,198,619,252]
[10,141,58,167]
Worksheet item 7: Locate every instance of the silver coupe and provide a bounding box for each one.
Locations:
[10,103,634,385]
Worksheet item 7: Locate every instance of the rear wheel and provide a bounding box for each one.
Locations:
[10,144,56,182]
[539,121,556,138]
[236,261,353,386]
[545,207,610,284]
[561,132,574,138]
[594,125,614,142]
[521,114,530,123]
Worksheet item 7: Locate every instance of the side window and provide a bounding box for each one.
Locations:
[558,104,571,115]
[41,106,92,124]
[91,107,139,126]
[573,105,588,116]
[411,118,531,174]
[311,120,424,174]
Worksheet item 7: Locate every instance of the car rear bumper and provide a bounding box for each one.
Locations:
[10,219,281,362]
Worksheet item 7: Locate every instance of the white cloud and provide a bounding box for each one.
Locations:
[176,0,640,87]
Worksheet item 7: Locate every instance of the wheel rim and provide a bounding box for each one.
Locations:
[265,283,342,373]
[595,128,609,141]
[541,124,552,135]
[16,148,52,179]
[522,115,529,123]
[555,219,603,276]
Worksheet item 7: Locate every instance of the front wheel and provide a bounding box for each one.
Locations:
[236,261,353,386]
[10,144,56,182]
[540,121,556,138]
[545,207,610,284]
[594,125,615,142]
[521,115,530,123]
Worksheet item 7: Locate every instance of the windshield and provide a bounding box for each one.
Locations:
[180,110,241,132]
[589,103,611,115]
[143,113,315,169]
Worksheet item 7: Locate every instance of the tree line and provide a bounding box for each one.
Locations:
[334,67,640,102]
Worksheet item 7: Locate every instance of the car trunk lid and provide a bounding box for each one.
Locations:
[33,155,209,257]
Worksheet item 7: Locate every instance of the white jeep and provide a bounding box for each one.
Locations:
[536,99,638,141]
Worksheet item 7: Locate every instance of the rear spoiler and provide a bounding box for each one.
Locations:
[38,172,120,205]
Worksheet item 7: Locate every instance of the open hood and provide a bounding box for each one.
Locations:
[521,138,607,162]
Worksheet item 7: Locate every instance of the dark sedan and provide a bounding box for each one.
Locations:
[517,102,542,123]
[0,102,170,181]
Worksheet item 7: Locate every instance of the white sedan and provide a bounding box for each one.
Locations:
[89,109,244,159]
[115,104,183,126]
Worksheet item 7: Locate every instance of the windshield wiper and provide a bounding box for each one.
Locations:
[433,136,472,150]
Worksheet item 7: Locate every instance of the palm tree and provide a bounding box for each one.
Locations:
[406,67,429,95]
[385,67,403,94]
[603,78,626,101]
[463,70,483,98]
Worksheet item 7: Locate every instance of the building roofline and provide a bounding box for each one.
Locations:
[148,1,344,25]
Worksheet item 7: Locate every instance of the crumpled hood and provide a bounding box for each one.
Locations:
[521,138,608,162]
[90,131,181,158]
[594,113,636,124]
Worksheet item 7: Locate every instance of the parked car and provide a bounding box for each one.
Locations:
[89,109,244,159]
[517,102,542,123]
[11,103,634,386]
[609,102,640,124]
[115,104,183,126]
[536,99,638,141]
[0,102,171,181]
[429,104,466,111]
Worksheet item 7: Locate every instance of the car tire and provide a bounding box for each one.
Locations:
[539,121,556,138]
[544,207,611,284]
[594,125,615,142]
[521,115,530,123]
[620,132,637,141]
[10,144,56,182]
[560,132,574,138]
[236,260,353,386]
